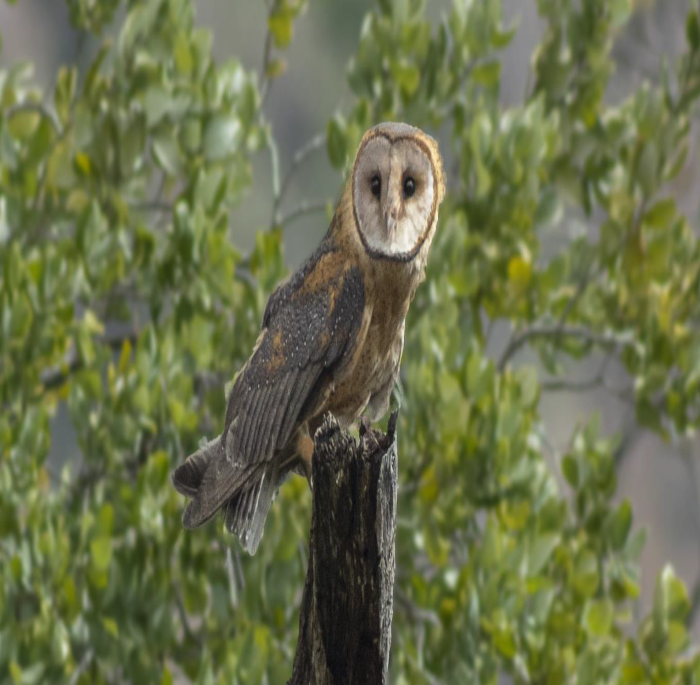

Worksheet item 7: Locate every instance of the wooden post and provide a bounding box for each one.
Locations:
[288,412,399,685]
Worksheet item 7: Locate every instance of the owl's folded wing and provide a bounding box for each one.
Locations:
[173,243,366,530]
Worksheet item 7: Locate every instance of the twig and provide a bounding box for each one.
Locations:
[681,440,700,629]
[272,133,326,223]
[40,329,139,390]
[225,546,239,609]
[259,26,274,108]
[612,419,643,468]
[129,200,172,214]
[540,352,615,393]
[497,324,621,371]
[483,314,496,348]
[175,588,203,646]
[690,575,700,629]
[269,136,281,215]
[394,585,440,626]
[541,376,604,392]
[278,200,329,228]
[557,267,598,329]
[67,649,93,685]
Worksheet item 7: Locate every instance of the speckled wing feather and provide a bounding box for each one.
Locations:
[176,237,365,535]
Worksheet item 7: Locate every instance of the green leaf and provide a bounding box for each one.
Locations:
[534,187,563,228]
[391,61,421,97]
[174,30,193,75]
[644,198,676,230]
[655,565,690,624]
[326,115,347,169]
[637,141,659,195]
[54,65,77,125]
[97,503,114,536]
[527,533,559,575]
[90,537,112,572]
[584,598,613,637]
[687,11,700,50]
[516,365,539,407]
[562,455,579,488]
[605,499,632,551]
[573,550,599,597]
[471,60,501,88]
[152,134,181,176]
[143,87,174,127]
[203,115,242,160]
[7,108,40,139]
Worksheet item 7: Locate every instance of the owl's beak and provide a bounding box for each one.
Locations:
[384,203,400,240]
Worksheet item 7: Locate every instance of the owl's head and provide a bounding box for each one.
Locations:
[351,122,445,261]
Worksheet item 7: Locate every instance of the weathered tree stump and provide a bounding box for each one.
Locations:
[288,411,399,685]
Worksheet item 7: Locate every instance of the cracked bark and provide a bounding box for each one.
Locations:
[288,411,398,685]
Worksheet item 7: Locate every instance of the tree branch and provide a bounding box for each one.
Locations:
[40,330,138,391]
[259,23,274,108]
[497,324,620,371]
[540,351,618,393]
[278,200,329,228]
[273,133,326,224]
[681,440,700,629]
[289,412,398,685]
[67,649,93,685]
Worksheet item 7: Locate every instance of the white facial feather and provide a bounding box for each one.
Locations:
[352,135,436,259]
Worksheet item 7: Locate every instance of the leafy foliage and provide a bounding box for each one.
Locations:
[2,0,700,683]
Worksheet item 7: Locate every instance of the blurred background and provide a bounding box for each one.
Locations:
[2,0,698,643]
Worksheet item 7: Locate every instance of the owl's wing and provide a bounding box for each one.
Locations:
[174,241,366,530]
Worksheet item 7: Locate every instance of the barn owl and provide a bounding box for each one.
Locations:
[173,122,446,554]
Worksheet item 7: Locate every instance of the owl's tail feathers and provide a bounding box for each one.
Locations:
[172,435,282,555]
[172,435,221,498]
[223,466,281,555]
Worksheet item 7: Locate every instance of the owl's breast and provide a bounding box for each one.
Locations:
[325,263,418,425]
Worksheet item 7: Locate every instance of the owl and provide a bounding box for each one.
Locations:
[173,122,446,554]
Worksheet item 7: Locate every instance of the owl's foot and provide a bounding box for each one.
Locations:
[360,416,382,453]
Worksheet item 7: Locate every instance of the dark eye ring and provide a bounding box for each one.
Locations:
[403,176,416,198]
[370,175,381,197]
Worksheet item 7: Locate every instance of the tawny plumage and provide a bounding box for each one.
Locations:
[172,122,446,554]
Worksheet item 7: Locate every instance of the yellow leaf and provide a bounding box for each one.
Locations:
[118,338,132,374]
[74,151,91,176]
[265,58,287,79]
[419,464,438,504]
[102,616,119,637]
[9,661,22,685]
[83,309,104,335]
[507,254,532,290]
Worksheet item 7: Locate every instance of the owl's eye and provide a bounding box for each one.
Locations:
[403,176,416,198]
[370,175,381,198]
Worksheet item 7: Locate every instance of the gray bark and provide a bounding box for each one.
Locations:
[288,411,399,685]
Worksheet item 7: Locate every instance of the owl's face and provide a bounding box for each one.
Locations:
[352,123,445,261]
